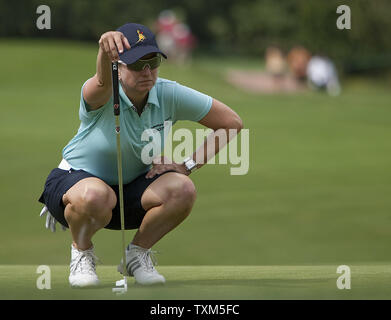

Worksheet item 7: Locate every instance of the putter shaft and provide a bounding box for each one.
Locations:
[112,62,127,277]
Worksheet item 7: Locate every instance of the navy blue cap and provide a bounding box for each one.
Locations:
[117,23,167,64]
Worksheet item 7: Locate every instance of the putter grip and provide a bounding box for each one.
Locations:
[112,62,120,115]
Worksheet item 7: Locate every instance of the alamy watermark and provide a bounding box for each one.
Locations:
[336,5,351,30]
[36,5,51,30]
[336,265,351,290]
[36,265,51,289]
[37,4,350,31]
[140,121,249,175]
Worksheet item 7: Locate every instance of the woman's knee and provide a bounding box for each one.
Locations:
[166,174,197,207]
[64,178,117,218]
[141,173,197,212]
[82,184,116,213]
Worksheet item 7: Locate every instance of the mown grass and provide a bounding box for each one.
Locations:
[1,265,391,300]
[0,39,390,272]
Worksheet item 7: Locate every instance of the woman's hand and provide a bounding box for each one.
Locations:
[145,156,189,179]
[98,31,131,62]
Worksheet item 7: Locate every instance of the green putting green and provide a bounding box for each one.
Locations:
[0,40,391,300]
[1,265,390,299]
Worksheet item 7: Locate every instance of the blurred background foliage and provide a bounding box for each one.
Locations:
[0,1,390,268]
[1,0,390,74]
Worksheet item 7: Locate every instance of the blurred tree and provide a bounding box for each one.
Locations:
[0,0,390,73]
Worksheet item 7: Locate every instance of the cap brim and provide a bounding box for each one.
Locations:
[119,45,167,64]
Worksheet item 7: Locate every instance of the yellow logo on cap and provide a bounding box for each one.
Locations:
[135,30,146,44]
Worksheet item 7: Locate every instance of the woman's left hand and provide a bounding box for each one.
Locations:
[145,156,189,179]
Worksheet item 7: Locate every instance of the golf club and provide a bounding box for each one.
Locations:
[111,61,128,294]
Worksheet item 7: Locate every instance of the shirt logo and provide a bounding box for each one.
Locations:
[135,30,146,44]
[151,117,171,132]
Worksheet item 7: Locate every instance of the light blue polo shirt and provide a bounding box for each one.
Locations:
[62,78,212,185]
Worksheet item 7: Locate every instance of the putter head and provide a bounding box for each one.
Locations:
[112,276,127,295]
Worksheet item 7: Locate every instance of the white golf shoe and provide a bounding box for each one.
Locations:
[69,244,100,288]
[117,243,165,285]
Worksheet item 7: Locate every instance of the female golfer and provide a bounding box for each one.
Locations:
[38,23,242,287]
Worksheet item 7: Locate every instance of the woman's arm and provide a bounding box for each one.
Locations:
[194,98,243,169]
[145,98,243,178]
[82,31,131,110]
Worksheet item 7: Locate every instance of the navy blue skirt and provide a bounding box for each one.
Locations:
[38,168,175,230]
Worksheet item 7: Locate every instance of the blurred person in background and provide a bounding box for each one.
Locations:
[287,46,312,81]
[306,55,341,96]
[155,10,196,65]
[265,46,287,77]
[265,46,287,90]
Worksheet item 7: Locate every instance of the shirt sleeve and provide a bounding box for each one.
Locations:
[79,80,109,123]
[173,82,213,122]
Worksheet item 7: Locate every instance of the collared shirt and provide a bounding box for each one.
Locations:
[62,77,212,185]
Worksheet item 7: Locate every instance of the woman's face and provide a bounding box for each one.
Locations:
[119,53,159,95]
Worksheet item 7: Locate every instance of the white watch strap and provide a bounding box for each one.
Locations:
[184,157,197,172]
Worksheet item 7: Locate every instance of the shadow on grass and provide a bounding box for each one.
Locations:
[69,282,130,291]
[138,278,332,289]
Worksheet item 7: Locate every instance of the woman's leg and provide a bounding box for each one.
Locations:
[62,177,117,250]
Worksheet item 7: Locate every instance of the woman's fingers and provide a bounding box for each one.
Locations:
[146,165,168,179]
[99,37,110,57]
[114,34,124,54]
[108,37,119,61]
[122,34,131,50]
[99,31,130,61]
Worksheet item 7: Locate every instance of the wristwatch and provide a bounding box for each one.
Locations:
[183,157,197,173]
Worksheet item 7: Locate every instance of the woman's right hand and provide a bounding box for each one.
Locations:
[98,31,131,62]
